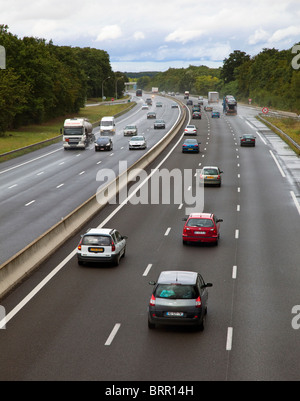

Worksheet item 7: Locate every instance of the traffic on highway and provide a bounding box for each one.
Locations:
[0,92,299,381]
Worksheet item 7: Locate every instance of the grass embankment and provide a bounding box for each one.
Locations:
[0,101,132,162]
[258,116,300,155]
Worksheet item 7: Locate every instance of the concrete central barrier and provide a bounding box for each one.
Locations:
[0,99,186,298]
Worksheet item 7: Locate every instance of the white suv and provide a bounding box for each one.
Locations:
[77,228,127,266]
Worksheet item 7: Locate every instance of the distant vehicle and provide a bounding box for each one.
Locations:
[223,95,237,115]
[192,105,201,112]
[100,116,116,135]
[171,103,179,108]
[156,102,163,107]
[198,96,204,105]
[147,111,156,119]
[128,135,147,150]
[186,99,193,105]
[152,87,159,93]
[184,91,190,99]
[62,118,93,150]
[154,119,166,129]
[208,91,219,103]
[184,125,197,135]
[182,138,200,153]
[192,111,202,119]
[204,105,213,112]
[240,134,256,146]
[211,110,220,118]
[182,212,223,245]
[77,228,127,266]
[146,98,152,106]
[199,166,223,187]
[148,270,213,330]
[94,136,113,151]
[123,125,138,136]
[136,89,142,96]
[142,104,149,110]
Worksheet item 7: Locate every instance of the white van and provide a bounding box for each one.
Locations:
[100,116,116,135]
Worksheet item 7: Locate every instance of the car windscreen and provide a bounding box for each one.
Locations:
[97,138,110,144]
[64,127,83,135]
[203,168,218,175]
[155,284,198,299]
[82,235,111,246]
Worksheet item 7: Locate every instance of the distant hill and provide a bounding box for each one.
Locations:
[124,72,159,79]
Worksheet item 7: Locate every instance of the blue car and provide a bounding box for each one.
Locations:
[211,110,220,118]
[182,138,200,153]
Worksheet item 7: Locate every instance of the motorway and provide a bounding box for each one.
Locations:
[0,94,300,381]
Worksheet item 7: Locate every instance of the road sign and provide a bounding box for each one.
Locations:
[262,107,269,114]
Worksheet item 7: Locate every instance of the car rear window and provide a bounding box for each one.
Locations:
[82,235,111,246]
[187,218,214,227]
[203,168,218,175]
[155,284,198,299]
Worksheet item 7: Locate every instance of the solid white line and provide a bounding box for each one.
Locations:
[226,327,233,350]
[232,266,237,279]
[105,323,121,346]
[290,191,300,215]
[0,148,61,175]
[164,227,171,236]
[256,130,266,145]
[143,264,153,277]
[246,121,256,130]
[269,150,286,178]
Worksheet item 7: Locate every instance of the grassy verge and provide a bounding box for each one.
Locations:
[257,115,300,155]
[0,101,133,162]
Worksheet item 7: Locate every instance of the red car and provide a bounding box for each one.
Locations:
[182,213,223,245]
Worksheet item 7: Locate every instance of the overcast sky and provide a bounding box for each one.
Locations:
[2,0,300,72]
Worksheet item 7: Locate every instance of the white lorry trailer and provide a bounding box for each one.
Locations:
[208,91,219,103]
[62,118,93,149]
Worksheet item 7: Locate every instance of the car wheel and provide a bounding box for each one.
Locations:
[78,260,84,266]
[114,253,121,266]
[198,316,205,331]
[148,320,155,329]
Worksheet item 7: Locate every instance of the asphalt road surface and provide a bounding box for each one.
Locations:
[0,95,299,381]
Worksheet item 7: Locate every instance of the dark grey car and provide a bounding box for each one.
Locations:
[148,271,212,330]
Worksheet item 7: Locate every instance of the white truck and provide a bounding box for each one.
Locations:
[152,87,159,93]
[184,91,190,99]
[208,91,219,103]
[62,118,93,149]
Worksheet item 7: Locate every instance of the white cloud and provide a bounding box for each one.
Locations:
[268,26,300,42]
[248,29,270,45]
[133,31,145,40]
[165,28,205,44]
[95,25,122,42]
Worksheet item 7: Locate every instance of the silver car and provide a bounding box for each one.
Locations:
[148,270,212,330]
[128,135,147,150]
[200,166,223,187]
[123,125,138,136]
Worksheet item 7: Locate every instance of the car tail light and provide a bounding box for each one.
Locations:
[111,240,115,251]
[217,175,220,179]
[77,238,82,250]
[195,296,202,308]
[150,294,156,306]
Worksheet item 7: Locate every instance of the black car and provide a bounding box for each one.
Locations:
[148,270,212,330]
[186,100,193,105]
[154,119,166,129]
[95,136,113,151]
[192,111,202,119]
[240,134,256,147]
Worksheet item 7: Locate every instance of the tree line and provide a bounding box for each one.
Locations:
[137,46,300,114]
[0,25,126,135]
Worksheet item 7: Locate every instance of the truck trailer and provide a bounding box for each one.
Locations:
[62,118,93,149]
[223,95,237,115]
[208,91,219,103]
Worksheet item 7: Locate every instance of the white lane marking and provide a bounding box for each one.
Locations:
[178,203,183,210]
[290,191,300,215]
[0,148,61,175]
[256,131,266,145]
[8,184,18,189]
[59,162,65,165]
[237,187,240,193]
[79,171,85,175]
[105,323,121,346]
[164,227,171,236]
[237,205,240,212]
[246,121,256,130]
[25,200,35,206]
[37,172,44,176]
[143,264,152,277]
[235,229,239,239]
[232,266,237,279]
[56,184,64,189]
[269,150,286,178]
[226,327,233,351]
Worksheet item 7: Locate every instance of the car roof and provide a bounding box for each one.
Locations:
[187,213,214,219]
[85,228,114,235]
[130,135,144,139]
[202,166,219,169]
[157,270,198,285]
